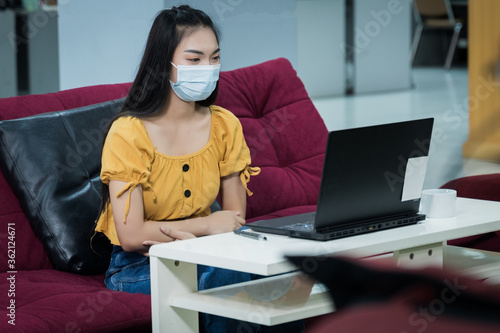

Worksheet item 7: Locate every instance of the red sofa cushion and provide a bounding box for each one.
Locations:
[216,58,328,219]
[0,83,132,121]
[308,297,500,333]
[0,270,151,333]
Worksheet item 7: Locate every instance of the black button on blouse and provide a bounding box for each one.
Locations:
[182,164,189,172]
[184,190,191,198]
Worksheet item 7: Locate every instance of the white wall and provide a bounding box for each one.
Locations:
[58,0,298,90]
[58,0,164,90]
[56,0,352,97]
[27,10,59,95]
[4,1,413,98]
[174,0,297,71]
[296,0,345,98]
[0,11,17,98]
[353,0,412,94]
[57,0,300,91]
[55,0,410,97]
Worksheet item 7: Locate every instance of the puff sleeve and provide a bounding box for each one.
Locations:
[216,108,261,195]
[101,117,155,222]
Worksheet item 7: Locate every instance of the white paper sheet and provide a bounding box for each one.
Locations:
[401,156,428,201]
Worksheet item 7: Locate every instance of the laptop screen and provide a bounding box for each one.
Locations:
[314,118,434,230]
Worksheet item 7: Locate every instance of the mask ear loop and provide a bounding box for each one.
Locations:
[170,62,178,85]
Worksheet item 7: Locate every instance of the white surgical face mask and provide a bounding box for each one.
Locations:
[169,62,221,102]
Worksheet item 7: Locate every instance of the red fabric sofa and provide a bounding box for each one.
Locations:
[0,58,327,332]
[442,174,500,253]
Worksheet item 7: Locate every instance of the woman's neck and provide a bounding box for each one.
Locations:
[154,93,202,123]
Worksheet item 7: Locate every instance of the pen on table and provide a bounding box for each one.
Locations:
[233,229,267,241]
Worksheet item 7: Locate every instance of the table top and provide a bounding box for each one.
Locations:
[150,198,500,276]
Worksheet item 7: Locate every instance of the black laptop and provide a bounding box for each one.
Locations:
[247,118,434,241]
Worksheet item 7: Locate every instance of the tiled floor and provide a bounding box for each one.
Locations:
[311,67,500,190]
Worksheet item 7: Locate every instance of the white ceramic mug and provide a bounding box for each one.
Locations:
[420,189,457,219]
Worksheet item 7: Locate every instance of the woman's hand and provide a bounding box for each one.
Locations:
[140,226,196,256]
[203,210,245,235]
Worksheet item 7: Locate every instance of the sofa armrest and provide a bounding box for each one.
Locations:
[441,174,500,252]
[441,173,500,202]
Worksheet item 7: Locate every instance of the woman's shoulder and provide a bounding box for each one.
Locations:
[210,105,241,130]
[109,115,145,132]
[106,115,153,151]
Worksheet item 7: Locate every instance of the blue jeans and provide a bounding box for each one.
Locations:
[105,246,304,333]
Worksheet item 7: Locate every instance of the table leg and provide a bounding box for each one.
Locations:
[393,241,445,269]
[151,257,198,333]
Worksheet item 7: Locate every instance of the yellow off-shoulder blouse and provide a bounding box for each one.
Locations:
[95,105,260,245]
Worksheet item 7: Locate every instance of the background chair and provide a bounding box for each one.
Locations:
[411,0,463,70]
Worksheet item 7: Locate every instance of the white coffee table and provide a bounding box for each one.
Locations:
[149,197,500,332]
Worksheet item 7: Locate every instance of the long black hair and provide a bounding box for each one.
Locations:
[121,5,220,117]
[96,5,221,226]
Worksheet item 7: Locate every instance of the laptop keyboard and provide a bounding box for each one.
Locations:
[277,221,315,232]
[273,214,425,240]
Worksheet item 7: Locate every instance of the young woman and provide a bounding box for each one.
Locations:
[94,6,307,332]
[93,5,307,332]
[95,5,258,254]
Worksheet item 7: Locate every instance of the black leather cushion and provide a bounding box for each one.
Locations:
[0,99,124,274]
